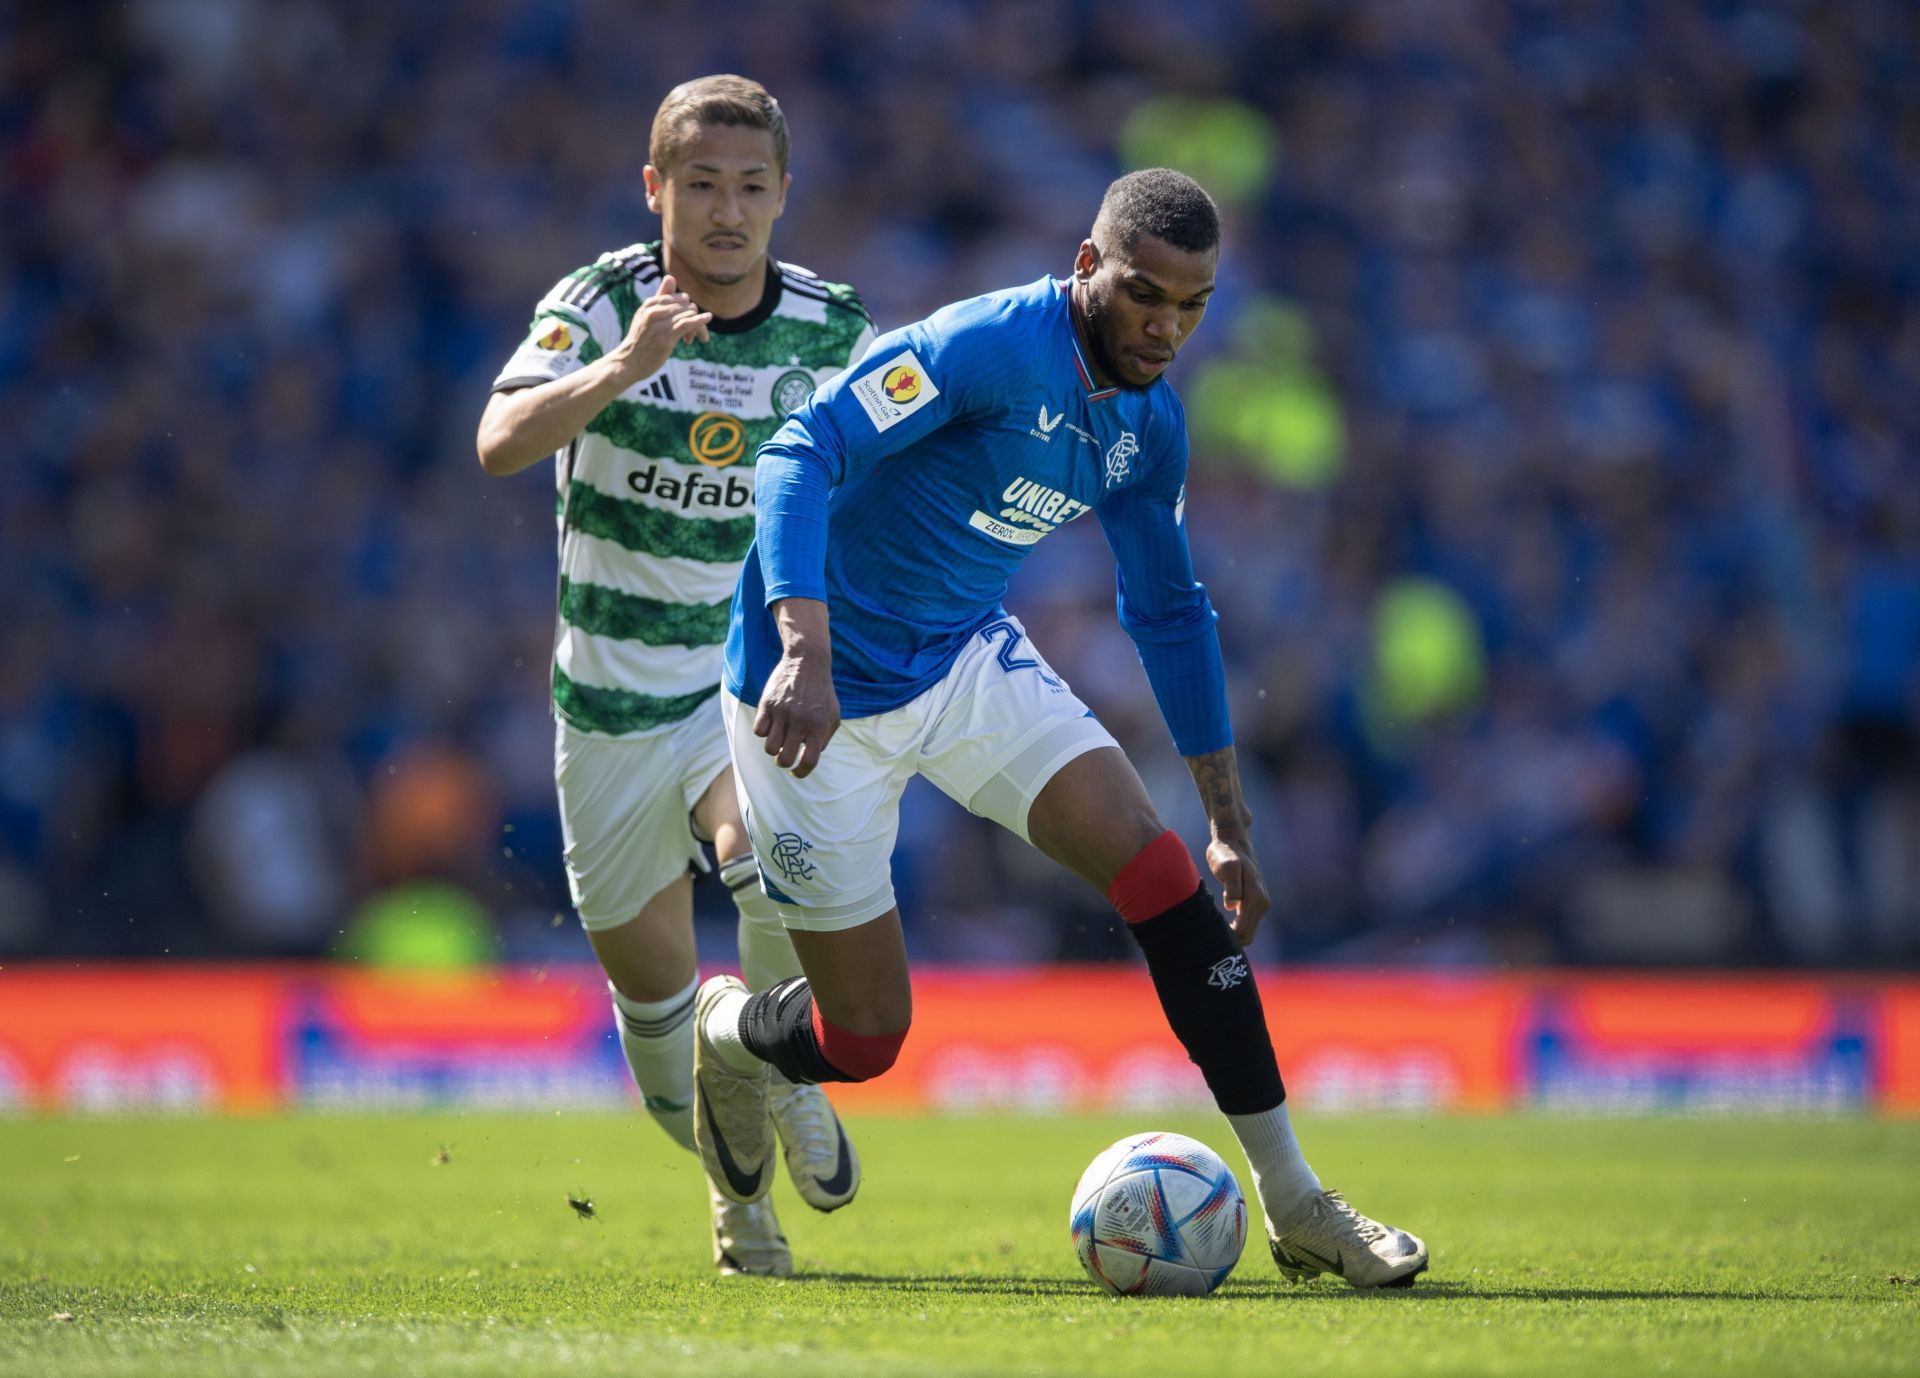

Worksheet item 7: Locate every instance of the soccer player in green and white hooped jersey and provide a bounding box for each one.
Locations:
[476,75,873,1278]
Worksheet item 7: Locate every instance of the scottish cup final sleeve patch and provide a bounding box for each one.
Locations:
[850,349,940,433]
[499,308,589,384]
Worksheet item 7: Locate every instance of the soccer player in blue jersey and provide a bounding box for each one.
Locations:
[692,168,1429,1289]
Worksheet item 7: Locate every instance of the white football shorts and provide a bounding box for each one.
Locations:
[723,614,1117,932]
[554,697,730,931]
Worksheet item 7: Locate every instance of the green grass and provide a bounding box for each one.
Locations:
[2,1113,1916,1378]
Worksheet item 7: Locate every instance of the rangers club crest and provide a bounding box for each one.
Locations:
[769,831,817,883]
[1103,431,1138,487]
[1207,955,1250,991]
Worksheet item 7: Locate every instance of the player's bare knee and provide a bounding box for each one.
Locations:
[591,919,696,1004]
[604,962,695,1005]
[812,987,912,1039]
[1029,752,1168,888]
[1101,809,1170,881]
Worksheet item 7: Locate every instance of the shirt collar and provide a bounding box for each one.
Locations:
[1059,279,1121,402]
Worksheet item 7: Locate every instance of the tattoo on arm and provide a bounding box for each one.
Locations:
[1185,747,1252,838]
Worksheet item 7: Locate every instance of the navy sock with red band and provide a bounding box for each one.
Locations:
[1111,833,1284,1115]
[739,976,906,1085]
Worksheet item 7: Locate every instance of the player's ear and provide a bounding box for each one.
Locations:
[643,164,665,213]
[1074,239,1099,281]
[774,169,792,219]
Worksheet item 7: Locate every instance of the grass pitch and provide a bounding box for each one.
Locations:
[2,1112,1916,1378]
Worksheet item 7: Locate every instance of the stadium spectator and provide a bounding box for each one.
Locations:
[4,0,1917,968]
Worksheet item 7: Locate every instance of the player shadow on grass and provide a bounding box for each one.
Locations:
[788,1274,1833,1303]
[1293,1280,1841,1304]
[785,1272,1098,1297]
[789,1272,1445,1301]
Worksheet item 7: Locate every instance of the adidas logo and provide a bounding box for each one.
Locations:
[639,373,677,402]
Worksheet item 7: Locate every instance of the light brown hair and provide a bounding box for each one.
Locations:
[648,74,790,175]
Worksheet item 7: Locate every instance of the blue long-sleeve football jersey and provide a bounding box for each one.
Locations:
[723,275,1232,756]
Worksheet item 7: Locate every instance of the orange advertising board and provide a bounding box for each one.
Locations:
[1883,986,1920,1114]
[0,965,1913,1115]
[829,968,1528,1113]
[0,967,288,1112]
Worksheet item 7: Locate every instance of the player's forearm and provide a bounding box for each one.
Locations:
[476,359,636,476]
[771,597,832,660]
[1185,746,1254,843]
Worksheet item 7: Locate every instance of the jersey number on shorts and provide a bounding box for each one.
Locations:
[980,620,1063,688]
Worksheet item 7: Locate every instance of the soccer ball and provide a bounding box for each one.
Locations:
[1069,1131,1247,1297]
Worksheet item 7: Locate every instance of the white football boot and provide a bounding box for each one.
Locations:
[769,1076,861,1213]
[709,1182,792,1277]
[1267,1189,1429,1288]
[692,975,776,1204]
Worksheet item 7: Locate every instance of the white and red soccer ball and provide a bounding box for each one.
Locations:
[1069,1131,1247,1297]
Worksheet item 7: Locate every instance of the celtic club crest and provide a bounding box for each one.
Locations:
[772,369,816,418]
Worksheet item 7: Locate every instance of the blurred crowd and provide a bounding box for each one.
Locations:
[3,0,1917,967]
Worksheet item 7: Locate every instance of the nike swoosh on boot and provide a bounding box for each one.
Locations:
[1273,1239,1344,1278]
[810,1123,856,1206]
[702,1097,767,1200]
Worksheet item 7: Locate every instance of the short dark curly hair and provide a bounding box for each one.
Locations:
[1091,168,1220,256]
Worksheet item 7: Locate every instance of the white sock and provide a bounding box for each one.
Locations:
[738,914,804,996]
[700,981,764,1073]
[610,975,699,1151]
[722,852,803,992]
[1227,1102,1323,1225]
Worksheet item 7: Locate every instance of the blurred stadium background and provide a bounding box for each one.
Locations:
[2,0,1917,1118]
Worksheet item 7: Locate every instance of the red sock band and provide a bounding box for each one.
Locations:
[811,1004,907,1082]
[1107,829,1201,924]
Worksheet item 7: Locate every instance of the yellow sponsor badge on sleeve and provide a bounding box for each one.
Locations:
[850,349,939,433]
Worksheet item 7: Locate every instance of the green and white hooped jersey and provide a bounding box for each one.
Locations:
[492,242,874,739]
